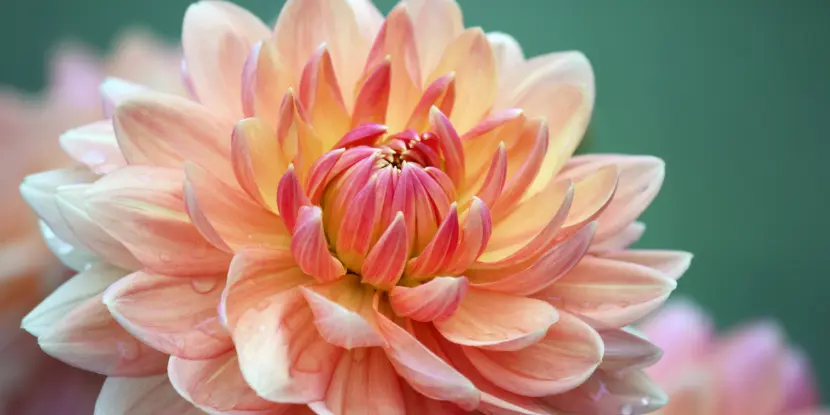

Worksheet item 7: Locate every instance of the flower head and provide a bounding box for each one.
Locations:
[642,301,826,415]
[21,1,690,414]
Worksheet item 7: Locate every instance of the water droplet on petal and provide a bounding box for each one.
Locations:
[191,277,219,294]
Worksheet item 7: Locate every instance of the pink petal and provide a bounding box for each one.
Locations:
[113,91,235,182]
[361,212,410,289]
[472,144,507,208]
[601,249,693,281]
[298,45,351,149]
[374,310,480,411]
[490,120,549,220]
[290,206,346,282]
[182,1,269,119]
[541,369,668,415]
[231,117,288,212]
[334,177,378,272]
[429,107,466,189]
[276,165,311,232]
[184,162,291,252]
[390,276,469,322]
[406,73,456,132]
[241,39,291,123]
[782,348,821,412]
[435,287,559,351]
[562,163,619,229]
[404,0,463,75]
[463,310,603,397]
[95,375,203,415]
[400,381,467,415]
[59,120,127,174]
[332,123,388,149]
[86,166,232,277]
[598,328,663,372]
[405,203,460,280]
[535,255,677,328]
[589,221,645,253]
[351,59,391,127]
[460,109,525,191]
[169,350,288,412]
[444,198,492,275]
[639,300,714,384]
[309,348,405,415]
[300,276,386,349]
[103,270,232,360]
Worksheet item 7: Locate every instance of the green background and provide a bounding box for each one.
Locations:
[3,0,828,400]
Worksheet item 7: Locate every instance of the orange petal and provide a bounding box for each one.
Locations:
[406,73,456,132]
[427,28,497,134]
[435,287,559,351]
[601,250,693,281]
[276,90,324,181]
[182,1,269,119]
[487,32,524,76]
[471,143,507,208]
[351,59,391,127]
[404,0,464,75]
[444,198,492,275]
[300,276,386,349]
[59,120,127,174]
[113,91,235,182]
[461,109,525,190]
[404,203,459,280]
[169,351,290,413]
[596,157,665,242]
[310,348,405,415]
[463,310,603,397]
[184,162,290,252]
[471,222,595,296]
[54,184,141,270]
[562,164,619,228]
[390,276,468,322]
[361,212,410,289]
[290,206,346,282]
[540,369,667,415]
[103,270,231,360]
[299,46,351,149]
[334,177,378,271]
[274,0,372,108]
[490,119,549,219]
[95,375,204,415]
[23,264,168,376]
[232,117,288,212]
[534,256,677,328]
[241,39,291,123]
[374,310,480,411]
[86,166,232,277]
[401,381,468,415]
[589,221,646,253]
[429,107,466,189]
[598,328,663,372]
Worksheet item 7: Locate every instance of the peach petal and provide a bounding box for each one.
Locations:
[490,120,549,220]
[541,369,668,415]
[59,120,127,174]
[444,198,492,275]
[241,39,291,123]
[232,117,288,212]
[169,351,285,412]
[487,32,524,76]
[598,328,663,372]
[390,276,468,322]
[351,59,391,127]
[86,166,232,277]
[499,51,594,112]
[472,222,595,296]
[374,310,480,411]
[301,276,385,349]
[100,77,148,118]
[310,348,405,415]
[472,143,507,208]
[460,109,525,189]
[298,46,351,149]
[103,270,231,360]
[406,73,456,132]
[563,164,619,228]
[404,0,464,75]
[361,212,409,289]
[589,221,646,253]
[601,250,693,281]
[435,287,559,351]
[276,165,311,232]
[404,203,459,280]
[113,91,235,182]
[54,184,142,270]
[429,107,466,189]
[334,177,377,271]
[323,155,377,244]
[276,90,325,181]
[184,162,290,252]
[290,206,345,282]
[463,310,603,397]
[95,375,203,415]
[427,28,496,134]
[400,381,467,415]
[182,1,269,119]
[534,256,677,328]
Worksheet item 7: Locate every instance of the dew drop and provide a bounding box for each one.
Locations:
[620,403,634,415]
[191,277,219,294]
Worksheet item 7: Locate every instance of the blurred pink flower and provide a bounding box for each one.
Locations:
[0,29,181,414]
[642,301,827,415]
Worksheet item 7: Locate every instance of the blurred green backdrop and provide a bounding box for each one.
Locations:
[2,0,828,400]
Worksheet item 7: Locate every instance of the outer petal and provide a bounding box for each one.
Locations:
[301,276,386,349]
[389,276,469,322]
[95,375,203,415]
[404,0,464,75]
[589,221,645,253]
[463,310,604,397]
[639,300,714,384]
[434,287,559,351]
[599,328,663,372]
[182,1,269,118]
[310,348,405,415]
[59,120,127,174]
[487,32,524,77]
[86,166,232,277]
[601,249,693,281]
[535,256,677,328]
[540,369,668,415]
[103,270,232,359]
[241,40,292,124]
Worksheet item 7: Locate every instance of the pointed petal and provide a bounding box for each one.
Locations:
[276,165,311,232]
[300,276,385,349]
[374,310,480,411]
[100,77,149,117]
[534,256,677,328]
[361,212,409,289]
[595,157,665,241]
[232,117,288,212]
[404,0,464,75]
[334,177,377,271]
[405,203,459,280]
[290,206,345,282]
[461,109,525,190]
[406,73,456,132]
[444,198,492,274]
[332,123,388,149]
[37,220,98,273]
[589,222,645,253]
[601,250,693,281]
[487,32,524,76]
[113,91,235,182]
[390,276,468,322]
[86,166,232,277]
[563,164,619,228]
[464,310,603,397]
[490,120,549,219]
[599,328,663,372]
[185,162,291,251]
[472,144,507,208]
[427,28,496,134]
[429,107,466,189]
[541,369,668,415]
[59,120,127,174]
[435,287,559,351]
[95,375,203,415]
[351,59,391,127]
[182,1,269,118]
[311,348,405,415]
[169,350,286,412]
[241,39,291,123]
[298,46,351,149]
[103,270,231,359]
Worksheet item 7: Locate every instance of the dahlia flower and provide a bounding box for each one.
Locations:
[0,31,181,414]
[642,302,826,415]
[21,1,691,414]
